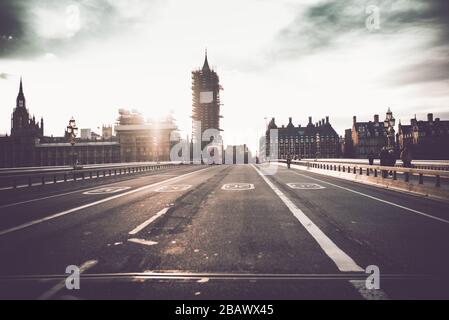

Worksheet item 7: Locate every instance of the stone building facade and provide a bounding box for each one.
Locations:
[115,109,178,162]
[265,116,340,160]
[397,113,449,160]
[0,80,177,167]
[348,109,394,159]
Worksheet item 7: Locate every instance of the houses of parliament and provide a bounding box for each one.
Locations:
[0,79,178,168]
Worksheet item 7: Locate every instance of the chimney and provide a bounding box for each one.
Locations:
[427,113,433,122]
[326,116,329,124]
[374,114,379,123]
[288,117,292,124]
[319,120,322,126]
[322,118,325,125]
[353,116,357,125]
[308,116,312,124]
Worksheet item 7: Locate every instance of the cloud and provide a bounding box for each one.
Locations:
[0,0,161,58]
[389,53,449,85]
[0,0,25,57]
[270,0,449,84]
[273,0,449,55]
[0,73,13,80]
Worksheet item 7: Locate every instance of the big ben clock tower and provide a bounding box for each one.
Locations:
[191,51,222,150]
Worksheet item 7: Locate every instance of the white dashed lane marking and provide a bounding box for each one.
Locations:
[0,167,211,237]
[128,207,170,235]
[128,238,158,246]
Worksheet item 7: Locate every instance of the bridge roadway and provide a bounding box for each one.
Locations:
[0,164,448,299]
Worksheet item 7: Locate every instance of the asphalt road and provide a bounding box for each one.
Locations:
[0,163,448,299]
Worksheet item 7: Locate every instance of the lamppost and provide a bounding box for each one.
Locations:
[154,136,159,163]
[383,108,396,150]
[66,117,78,167]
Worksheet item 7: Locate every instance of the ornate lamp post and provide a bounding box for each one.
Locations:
[66,117,78,167]
[383,108,396,149]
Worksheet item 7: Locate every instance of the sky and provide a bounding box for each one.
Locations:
[1,0,449,152]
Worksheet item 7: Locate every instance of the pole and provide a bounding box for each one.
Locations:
[71,142,75,167]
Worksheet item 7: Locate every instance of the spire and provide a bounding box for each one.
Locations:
[202,49,210,72]
[19,76,23,94]
[16,76,26,108]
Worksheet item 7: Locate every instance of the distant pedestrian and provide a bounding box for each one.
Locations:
[379,148,387,166]
[386,148,396,176]
[380,147,389,177]
[388,149,397,167]
[400,146,412,168]
[368,151,375,166]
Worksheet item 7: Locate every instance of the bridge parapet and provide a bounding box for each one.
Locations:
[277,159,449,201]
[0,162,193,190]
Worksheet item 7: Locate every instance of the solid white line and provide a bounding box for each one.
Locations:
[251,164,363,272]
[0,170,187,209]
[1,188,102,209]
[0,167,210,237]
[37,259,98,300]
[0,169,197,209]
[128,208,169,235]
[291,169,449,225]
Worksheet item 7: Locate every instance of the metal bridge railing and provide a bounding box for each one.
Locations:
[0,162,192,190]
[279,159,449,189]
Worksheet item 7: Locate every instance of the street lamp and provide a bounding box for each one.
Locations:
[383,108,396,149]
[66,117,78,167]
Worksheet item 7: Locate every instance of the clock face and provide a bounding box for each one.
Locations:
[200,91,213,104]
